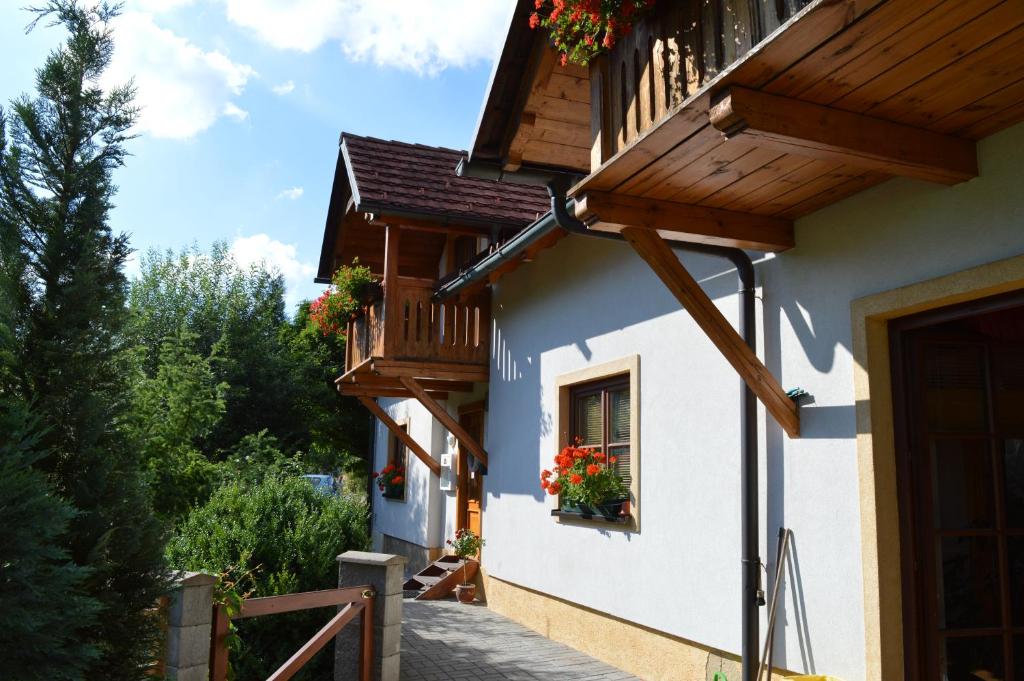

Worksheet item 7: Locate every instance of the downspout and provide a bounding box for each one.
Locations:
[546,182,762,681]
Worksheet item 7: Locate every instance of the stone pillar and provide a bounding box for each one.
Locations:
[335,551,407,681]
[165,571,217,681]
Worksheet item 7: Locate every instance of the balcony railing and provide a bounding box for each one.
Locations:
[346,277,490,372]
[589,0,813,168]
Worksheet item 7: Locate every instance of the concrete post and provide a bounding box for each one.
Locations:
[165,571,217,681]
[335,551,407,681]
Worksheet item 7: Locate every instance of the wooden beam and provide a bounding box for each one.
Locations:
[576,190,794,252]
[708,86,977,185]
[382,225,401,356]
[371,359,489,383]
[357,396,442,477]
[341,387,449,400]
[399,376,489,468]
[621,227,800,438]
[366,213,492,237]
[336,373,474,394]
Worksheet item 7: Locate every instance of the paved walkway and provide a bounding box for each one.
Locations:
[400,599,640,681]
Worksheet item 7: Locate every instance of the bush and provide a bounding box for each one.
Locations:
[166,476,370,681]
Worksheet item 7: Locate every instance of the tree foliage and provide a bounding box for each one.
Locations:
[0,3,168,677]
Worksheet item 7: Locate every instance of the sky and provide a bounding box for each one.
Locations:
[0,0,514,311]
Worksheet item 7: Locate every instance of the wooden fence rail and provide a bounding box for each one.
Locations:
[209,585,376,681]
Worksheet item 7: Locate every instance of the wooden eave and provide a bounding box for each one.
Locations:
[571,0,1023,235]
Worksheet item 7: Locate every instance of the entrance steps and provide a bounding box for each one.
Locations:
[402,555,478,600]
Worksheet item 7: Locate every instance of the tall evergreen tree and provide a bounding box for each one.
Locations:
[0,2,168,678]
[0,211,99,681]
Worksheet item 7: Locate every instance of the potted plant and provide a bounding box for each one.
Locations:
[541,440,629,520]
[446,528,485,604]
[308,259,378,337]
[371,463,405,500]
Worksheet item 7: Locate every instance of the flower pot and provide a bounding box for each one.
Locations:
[455,583,476,604]
[565,498,627,520]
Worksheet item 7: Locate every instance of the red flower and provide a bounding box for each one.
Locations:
[570,473,583,485]
[529,11,540,29]
[392,476,403,485]
[609,456,618,464]
[541,469,552,480]
[586,464,601,476]
[560,53,569,67]
[371,471,379,478]
[547,481,562,495]
[593,452,606,462]
[541,479,550,490]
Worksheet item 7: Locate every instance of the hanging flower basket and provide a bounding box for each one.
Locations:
[530,0,658,66]
[308,259,378,338]
[372,463,405,499]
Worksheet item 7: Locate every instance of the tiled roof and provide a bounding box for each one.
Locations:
[341,133,550,226]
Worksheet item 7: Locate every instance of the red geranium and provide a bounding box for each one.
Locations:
[373,463,406,498]
[539,437,627,504]
[530,0,657,66]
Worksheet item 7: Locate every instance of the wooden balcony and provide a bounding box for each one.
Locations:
[338,277,490,399]
[589,0,813,167]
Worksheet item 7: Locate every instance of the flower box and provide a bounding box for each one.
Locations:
[552,497,630,523]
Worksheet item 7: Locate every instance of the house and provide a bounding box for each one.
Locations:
[318,2,1024,679]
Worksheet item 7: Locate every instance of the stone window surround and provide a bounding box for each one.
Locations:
[552,354,641,531]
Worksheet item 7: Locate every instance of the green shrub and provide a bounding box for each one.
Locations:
[166,475,370,681]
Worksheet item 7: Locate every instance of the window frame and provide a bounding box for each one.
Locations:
[553,355,640,530]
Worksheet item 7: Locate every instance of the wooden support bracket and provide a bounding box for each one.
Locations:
[621,227,800,438]
[709,86,977,185]
[400,376,490,468]
[357,396,442,477]
[575,190,794,252]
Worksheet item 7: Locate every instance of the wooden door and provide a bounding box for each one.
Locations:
[456,402,485,545]
[893,294,1024,681]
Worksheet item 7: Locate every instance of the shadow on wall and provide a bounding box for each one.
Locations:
[487,235,740,505]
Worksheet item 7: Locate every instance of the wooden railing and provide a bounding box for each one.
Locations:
[209,585,375,681]
[347,277,491,371]
[589,0,813,167]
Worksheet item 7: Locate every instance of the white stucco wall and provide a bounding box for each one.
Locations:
[370,397,446,550]
[481,122,1024,680]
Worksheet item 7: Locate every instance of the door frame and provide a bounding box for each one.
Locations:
[456,400,486,534]
[889,289,1024,680]
[850,253,1024,681]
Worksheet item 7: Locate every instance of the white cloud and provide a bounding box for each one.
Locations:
[102,11,256,139]
[271,80,295,95]
[223,102,249,121]
[223,0,510,75]
[276,186,304,200]
[230,233,319,311]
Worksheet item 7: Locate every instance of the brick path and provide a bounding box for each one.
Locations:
[400,599,640,681]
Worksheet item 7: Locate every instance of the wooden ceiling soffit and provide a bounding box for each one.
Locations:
[399,376,489,469]
[621,227,800,438]
[709,86,978,185]
[357,395,442,477]
[572,0,890,196]
[575,190,794,252]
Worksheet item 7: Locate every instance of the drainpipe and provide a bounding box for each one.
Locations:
[546,182,762,681]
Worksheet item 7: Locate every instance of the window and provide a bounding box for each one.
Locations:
[555,355,640,529]
[385,422,409,501]
[571,377,631,489]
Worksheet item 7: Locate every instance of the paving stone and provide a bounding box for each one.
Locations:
[399,599,639,681]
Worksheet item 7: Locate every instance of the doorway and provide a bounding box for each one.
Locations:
[456,401,485,547]
[892,292,1024,680]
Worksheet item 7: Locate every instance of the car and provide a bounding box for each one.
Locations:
[301,474,338,496]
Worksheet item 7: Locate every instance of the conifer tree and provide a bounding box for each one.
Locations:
[0,2,168,677]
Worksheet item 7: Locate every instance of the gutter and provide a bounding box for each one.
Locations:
[433,205,566,301]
